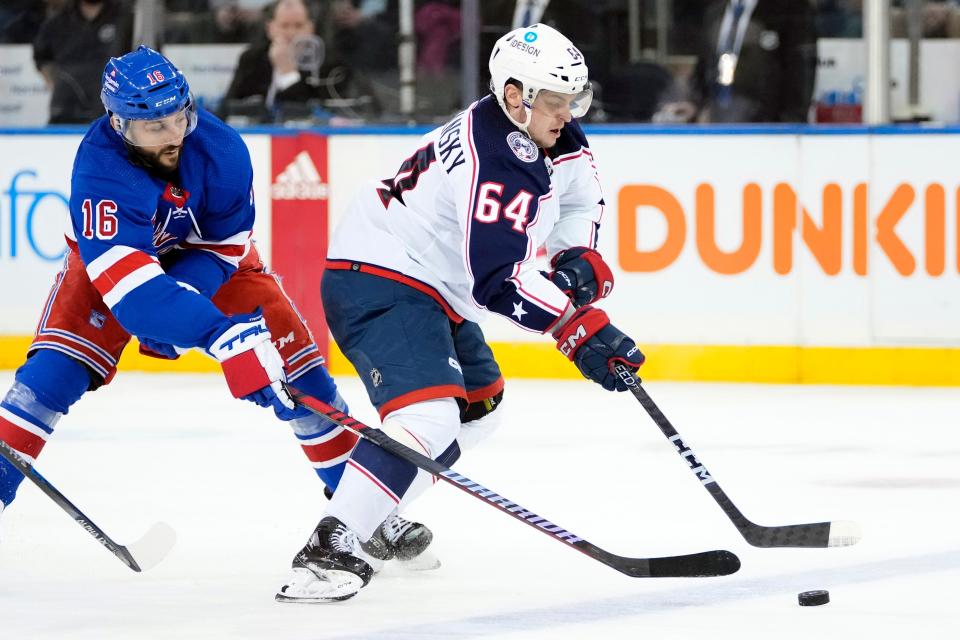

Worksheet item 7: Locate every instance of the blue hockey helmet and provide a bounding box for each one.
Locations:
[101,45,197,146]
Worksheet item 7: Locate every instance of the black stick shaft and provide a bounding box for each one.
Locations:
[0,439,143,571]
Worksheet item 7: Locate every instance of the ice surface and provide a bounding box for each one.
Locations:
[0,372,958,639]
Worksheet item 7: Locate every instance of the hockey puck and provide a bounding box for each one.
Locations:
[798,590,830,606]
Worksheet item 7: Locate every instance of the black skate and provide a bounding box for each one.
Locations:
[360,513,440,570]
[275,516,374,603]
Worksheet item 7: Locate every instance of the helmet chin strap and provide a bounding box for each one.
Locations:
[498,97,534,136]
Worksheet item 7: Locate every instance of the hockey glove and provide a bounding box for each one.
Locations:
[207,310,301,420]
[138,337,186,360]
[553,306,645,392]
[549,247,615,307]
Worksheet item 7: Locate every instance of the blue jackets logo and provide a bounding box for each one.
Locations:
[506,131,538,163]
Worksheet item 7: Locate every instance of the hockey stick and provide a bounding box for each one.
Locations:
[0,439,176,572]
[612,364,861,548]
[287,386,740,578]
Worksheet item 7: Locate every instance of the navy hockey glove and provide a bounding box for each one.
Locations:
[549,247,615,307]
[553,306,644,392]
[207,310,301,420]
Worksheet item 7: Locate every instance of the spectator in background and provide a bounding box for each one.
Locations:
[818,1,960,39]
[165,0,259,43]
[1,0,54,44]
[33,0,133,124]
[329,0,397,72]
[661,0,817,123]
[892,0,958,38]
[416,2,460,78]
[816,0,862,37]
[222,0,353,120]
[482,0,672,122]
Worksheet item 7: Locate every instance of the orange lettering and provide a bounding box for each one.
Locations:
[773,183,842,275]
[695,184,761,274]
[925,184,945,276]
[875,184,916,276]
[618,185,686,272]
[617,181,951,277]
[773,184,796,275]
[804,183,843,276]
[853,183,868,276]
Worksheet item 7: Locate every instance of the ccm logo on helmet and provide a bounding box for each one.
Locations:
[510,40,541,57]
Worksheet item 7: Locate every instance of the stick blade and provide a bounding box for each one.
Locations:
[613,550,740,578]
[124,522,177,572]
[742,520,861,548]
[648,549,741,578]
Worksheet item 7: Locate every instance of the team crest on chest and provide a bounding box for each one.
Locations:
[162,183,190,208]
[152,183,202,253]
[506,131,538,163]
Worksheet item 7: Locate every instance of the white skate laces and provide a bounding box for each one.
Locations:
[323,523,359,555]
[382,513,416,545]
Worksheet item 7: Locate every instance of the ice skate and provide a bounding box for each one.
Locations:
[275,516,374,603]
[361,513,440,571]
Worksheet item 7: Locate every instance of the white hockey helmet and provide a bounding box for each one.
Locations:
[488,23,592,133]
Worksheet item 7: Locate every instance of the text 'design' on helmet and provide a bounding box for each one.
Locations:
[101,45,197,147]
[488,23,592,133]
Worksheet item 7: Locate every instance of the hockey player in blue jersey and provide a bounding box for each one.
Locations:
[274,24,646,602]
[0,46,430,577]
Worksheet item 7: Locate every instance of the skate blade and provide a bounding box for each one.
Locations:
[274,568,364,604]
[275,591,357,603]
[397,550,441,572]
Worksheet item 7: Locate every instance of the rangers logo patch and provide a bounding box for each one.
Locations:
[506,131,538,163]
[88,310,106,329]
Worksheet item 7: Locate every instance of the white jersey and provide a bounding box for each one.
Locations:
[326,95,605,333]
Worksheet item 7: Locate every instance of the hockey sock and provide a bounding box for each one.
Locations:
[287,365,358,491]
[327,398,459,540]
[397,439,460,513]
[0,351,89,506]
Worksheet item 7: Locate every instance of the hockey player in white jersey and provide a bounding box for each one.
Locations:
[275,23,645,602]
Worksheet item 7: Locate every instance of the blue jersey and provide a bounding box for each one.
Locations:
[69,109,254,348]
[327,95,605,333]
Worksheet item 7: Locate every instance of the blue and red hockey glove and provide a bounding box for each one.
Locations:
[553,306,644,392]
[549,247,614,307]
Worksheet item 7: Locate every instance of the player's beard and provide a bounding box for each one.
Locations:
[146,144,183,172]
[129,143,183,178]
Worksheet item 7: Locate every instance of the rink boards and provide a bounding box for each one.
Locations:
[0,126,957,385]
